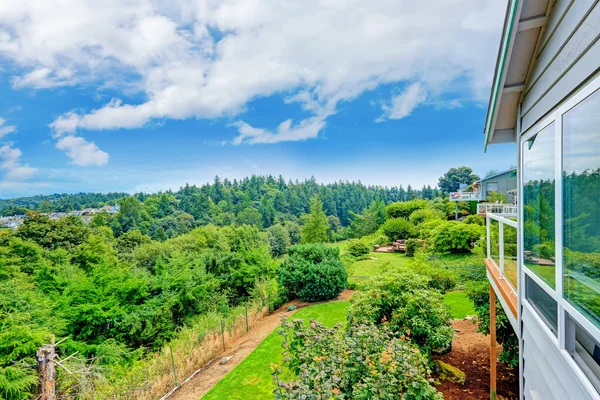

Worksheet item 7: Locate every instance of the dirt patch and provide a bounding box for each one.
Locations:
[435,319,518,400]
[167,290,354,400]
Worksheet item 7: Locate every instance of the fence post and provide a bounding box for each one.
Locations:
[169,346,179,388]
[245,304,249,332]
[486,215,491,259]
[221,319,226,351]
[499,222,505,275]
[37,343,56,400]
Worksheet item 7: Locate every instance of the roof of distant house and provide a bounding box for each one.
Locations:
[475,167,517,183]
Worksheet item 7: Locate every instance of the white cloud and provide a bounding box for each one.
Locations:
[0,142,37,181]
[55,136,109,166]
[0,0,505,153]
[232,117,326,145]
[378,82,428,121]
[0,118,16,138]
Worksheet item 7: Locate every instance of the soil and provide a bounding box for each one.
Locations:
[167,289,355,400]
[435,319,519,400]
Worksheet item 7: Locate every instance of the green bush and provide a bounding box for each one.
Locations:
[431,221,484,254]
[347,271,453,357]
[346,240,371,257]
[405,238,423,257]
[408,208,446,225]
[418,219,445,240]
[462,214,484,225]
[360,230,388,246]
[278,244,347,302]
[274,319,442,400]
[267,224,291,257]
[381,218,414,241]
[385,200,428,219]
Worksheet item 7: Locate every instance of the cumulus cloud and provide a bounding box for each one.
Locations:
[55,136,109,166]
[0,0,505,156]
[0,143,37,181]
[0,118,16,138]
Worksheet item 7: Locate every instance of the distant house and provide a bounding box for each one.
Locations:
[473,168,517,202]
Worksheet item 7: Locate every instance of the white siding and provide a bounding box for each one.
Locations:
[521,0,600,132]
[522,304,596,400]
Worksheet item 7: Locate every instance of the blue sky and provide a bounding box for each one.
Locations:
[0,0,515,198]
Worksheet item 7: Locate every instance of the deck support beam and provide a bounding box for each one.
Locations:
[490,284,497,400]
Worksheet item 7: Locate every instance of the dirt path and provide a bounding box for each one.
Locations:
[435,319,518,400]
[168,290,354,400]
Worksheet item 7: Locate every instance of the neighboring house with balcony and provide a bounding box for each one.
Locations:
[483,0,600,399]
[449,168,517,215]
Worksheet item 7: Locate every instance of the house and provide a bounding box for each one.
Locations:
[448,168,518,215]
[473,168,517,202]
[483,0,600,399]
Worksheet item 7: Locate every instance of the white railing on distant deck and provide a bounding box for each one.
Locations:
[486,213,518,290]
[449,191,481,201]
[478,203,518,215]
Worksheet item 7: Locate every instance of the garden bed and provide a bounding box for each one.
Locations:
[435,319,518,399]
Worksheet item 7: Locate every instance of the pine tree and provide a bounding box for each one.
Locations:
[301,196,330,243]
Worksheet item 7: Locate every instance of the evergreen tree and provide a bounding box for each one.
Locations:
[301,196,330,243]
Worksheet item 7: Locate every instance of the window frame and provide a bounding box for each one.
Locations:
[518,73,600,390]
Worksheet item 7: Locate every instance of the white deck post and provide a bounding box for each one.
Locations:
[487,215,491,259]
[499,222,505,274]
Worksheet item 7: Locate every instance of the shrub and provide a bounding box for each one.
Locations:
[278,244,347,302]
[463,214,484,226]
[347,271,453,356]
[267,224,291,257]
[360,230,388,246]
[346,240,371,257]
[385,200,428,220]
[418,219,445,240]
[430,221,484,254]
[381,218,414,241]
[409,208,446,225]
[274,319,442,400]
[405,238,423,257]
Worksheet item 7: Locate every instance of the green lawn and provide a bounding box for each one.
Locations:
[202,301,350,400]
[443,291,476,319]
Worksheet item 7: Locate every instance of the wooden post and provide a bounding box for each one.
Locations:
[221,319,226,351]
[245,304,249,332]
[169,346,179,388]
[37,344,56,400]
[490,285,497,400]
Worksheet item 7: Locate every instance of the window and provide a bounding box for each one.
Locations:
[566,315,600,392]
[526,275,558,335]
[523,122,556,288]
[486,182,499,198]
[563,89,600,328]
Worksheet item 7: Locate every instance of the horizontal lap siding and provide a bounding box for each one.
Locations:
[522,304,594,399]
[521,0,600,132]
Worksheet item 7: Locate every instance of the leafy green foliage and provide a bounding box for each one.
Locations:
[267,224,290,257]
[385,199,428,219]
[405,238,423,257]
[437,166,480,194]
[381,218,414,241]
[463,214,484,225]
[346,240,371,257]
[301,196,330,244]
[347,270,453,357]
[278,244,347,302]
[348,198,386,238]
[409,208,446,225]
[430,221,484,254]
[274,319,442,400]
[16,213,89,250]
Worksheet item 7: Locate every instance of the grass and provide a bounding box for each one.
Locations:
[350,252,414,278]
[443,291,476,319]
[202,301,350,400]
